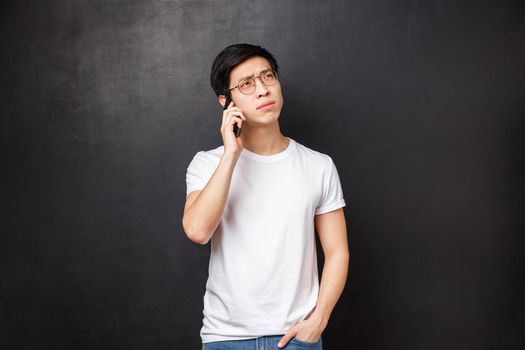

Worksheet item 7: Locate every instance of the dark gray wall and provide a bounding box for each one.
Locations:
[2,1,524,349]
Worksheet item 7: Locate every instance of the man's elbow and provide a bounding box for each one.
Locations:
[189,233,210,245]
[327,247,350,263]
[341,247,350,264]
[184,227,210,245]
[182,216,210,245]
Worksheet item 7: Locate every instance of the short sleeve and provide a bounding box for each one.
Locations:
[315,156,346,215]
[185,151,216,197]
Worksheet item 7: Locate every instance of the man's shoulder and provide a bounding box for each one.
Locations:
[293,138,334,165]
[193,145,224,162]
[187,145,224,171]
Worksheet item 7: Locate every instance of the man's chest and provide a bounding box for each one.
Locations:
[227,160,322,217]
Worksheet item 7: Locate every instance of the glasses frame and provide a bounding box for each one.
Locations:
[227,69,279,95]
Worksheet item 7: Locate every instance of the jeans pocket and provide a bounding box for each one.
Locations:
[290,336,321,347]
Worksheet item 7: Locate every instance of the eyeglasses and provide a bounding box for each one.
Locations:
[227,70,279,95]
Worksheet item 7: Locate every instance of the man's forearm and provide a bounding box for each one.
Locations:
[183,152,239,244]
[311,250,350,326]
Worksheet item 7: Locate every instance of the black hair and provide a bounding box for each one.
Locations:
[210,43,279,97]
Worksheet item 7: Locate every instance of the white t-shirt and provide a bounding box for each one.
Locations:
[185,137,346,343]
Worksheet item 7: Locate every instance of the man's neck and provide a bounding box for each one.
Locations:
[240,123,289,156]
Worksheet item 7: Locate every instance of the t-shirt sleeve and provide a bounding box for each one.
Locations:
[185,151,216,198]
[315,156,346,215]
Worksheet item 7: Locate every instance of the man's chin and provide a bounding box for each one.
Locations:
[251,115,280,125]
[258,110,281,119]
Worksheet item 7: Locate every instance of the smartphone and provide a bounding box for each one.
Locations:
[223,95,241,137]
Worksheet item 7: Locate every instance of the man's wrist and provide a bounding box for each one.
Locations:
[220,152,240,167]
[310,309,330,330]
[222,150,240,160]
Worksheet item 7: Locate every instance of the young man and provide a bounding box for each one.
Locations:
[183,44,349,350]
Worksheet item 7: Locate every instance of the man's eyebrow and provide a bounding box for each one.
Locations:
[237,68,273,83]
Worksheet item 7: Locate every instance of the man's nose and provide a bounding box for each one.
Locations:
[254,78,270,97]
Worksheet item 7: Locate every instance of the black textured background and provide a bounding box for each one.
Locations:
[2,1,524,349]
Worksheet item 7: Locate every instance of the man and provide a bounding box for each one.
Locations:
[183,43,349,350]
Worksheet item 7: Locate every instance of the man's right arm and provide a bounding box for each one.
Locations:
[182,151,240,245]
[183,97,245,245]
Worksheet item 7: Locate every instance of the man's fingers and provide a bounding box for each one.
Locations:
[234,117,242,129]
[222,115,246,131]
[221,116,243,134]
[222,110,246,125]
[228,109,246,120]
[223,107,247,120]
[277,332,296,348]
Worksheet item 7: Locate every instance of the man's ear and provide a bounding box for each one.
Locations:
[218,95,227,108]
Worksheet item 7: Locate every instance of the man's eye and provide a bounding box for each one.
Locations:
[241,80,254,88]
[264,72,275,80]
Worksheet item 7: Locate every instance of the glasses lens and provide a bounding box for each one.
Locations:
[261,71,277,85]
[238,71,278,95]
[239,79,255,94]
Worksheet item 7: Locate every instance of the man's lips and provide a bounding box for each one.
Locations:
[257,101,275,110]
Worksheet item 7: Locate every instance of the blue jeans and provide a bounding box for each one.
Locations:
[202,335,323,349]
